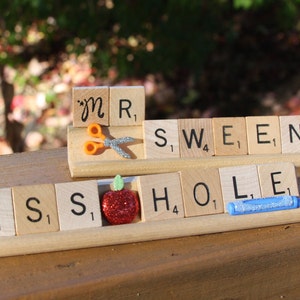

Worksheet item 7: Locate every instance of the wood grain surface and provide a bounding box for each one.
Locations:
[1,147,300,299]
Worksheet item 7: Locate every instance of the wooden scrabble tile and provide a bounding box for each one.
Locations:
[212,117,248,155]
[98,176,140,225]
[257,162,299,197]
[109,86,145,126]
[68,125,144,168]
[279,115,300,153]
[12,184,59,235]
[137,172,184,222]
[219,165,261,212]
[55,180,102,231]
[0,188,16,236]
[180,168,223,217]
[143,120,180,158]
[178,118,214,157]
[72,86,109,127]
[246,116,281,154]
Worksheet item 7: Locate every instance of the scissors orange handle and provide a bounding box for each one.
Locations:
[87,123,106,140]
[84,123,107,155]
[84,141,105,155]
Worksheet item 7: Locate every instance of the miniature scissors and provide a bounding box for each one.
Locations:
[84,123,135,159]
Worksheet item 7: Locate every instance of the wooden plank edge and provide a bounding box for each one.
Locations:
[1,208,300,257]
[68,153,300,178]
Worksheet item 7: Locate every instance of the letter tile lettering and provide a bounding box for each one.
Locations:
[72,86,109,127]
[55,180,102,231]
[219,165,261,212]
[12,184,59,235]
[257,162,299,197]
[246,116,281,154]
[109,86,145,126]
[178,118,215,157]
[279,115,300,153]
[180,168,224,217]
[0,188,16,236]
[212,117,248,156]
[143,119,180,158]
[137,172,184,222]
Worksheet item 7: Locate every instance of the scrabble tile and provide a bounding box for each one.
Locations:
[0,188,16,236]
[109,86,145,126]
[72,86,109,127]
[68,125,145,166]
[12,184,59,235]
[279,115,300,153]
[257,162,299,197]
[143,119,179,158]
[178,118,214,157]
[212,117,248,155]
[219,165,261,212]
[55,180,102,231]
[180,168,223,217]
[98,176,140,225]
[246,116,281,154]
[137,172,184,222]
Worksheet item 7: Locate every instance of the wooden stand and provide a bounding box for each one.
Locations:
[2,147,300,298]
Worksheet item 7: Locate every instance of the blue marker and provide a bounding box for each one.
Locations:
[227,195,300,216]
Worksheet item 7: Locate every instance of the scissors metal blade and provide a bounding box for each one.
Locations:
[104,137,135,159]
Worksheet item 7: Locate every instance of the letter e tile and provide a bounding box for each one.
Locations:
[55,180,102,231]
[180,168,224,217]
[246,116,281,154]
[257,162,299,197]
[137,172,184,222]
[12,184,59,235]
[212,117,248,155]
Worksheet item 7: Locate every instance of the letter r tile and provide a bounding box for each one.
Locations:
[72,86,109,127]
[219,165,261,212]
[55,180,102,231]
[12,184,59,235]
[109,86,145,126]
[137,173,184,222]
[143,119,180,158]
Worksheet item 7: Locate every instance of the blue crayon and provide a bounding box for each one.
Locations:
[227,195,300,216]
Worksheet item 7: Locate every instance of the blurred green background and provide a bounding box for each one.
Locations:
[1,0,300,153]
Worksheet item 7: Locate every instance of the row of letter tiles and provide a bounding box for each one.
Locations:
[0,162,298,237]
[143,116,300,158]
[72,86,145,127]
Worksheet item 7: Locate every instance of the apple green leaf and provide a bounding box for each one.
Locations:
[113,174,124,191]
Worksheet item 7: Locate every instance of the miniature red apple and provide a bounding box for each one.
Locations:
[101,175,140,225]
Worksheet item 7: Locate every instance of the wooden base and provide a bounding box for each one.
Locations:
[3,148,300,298]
